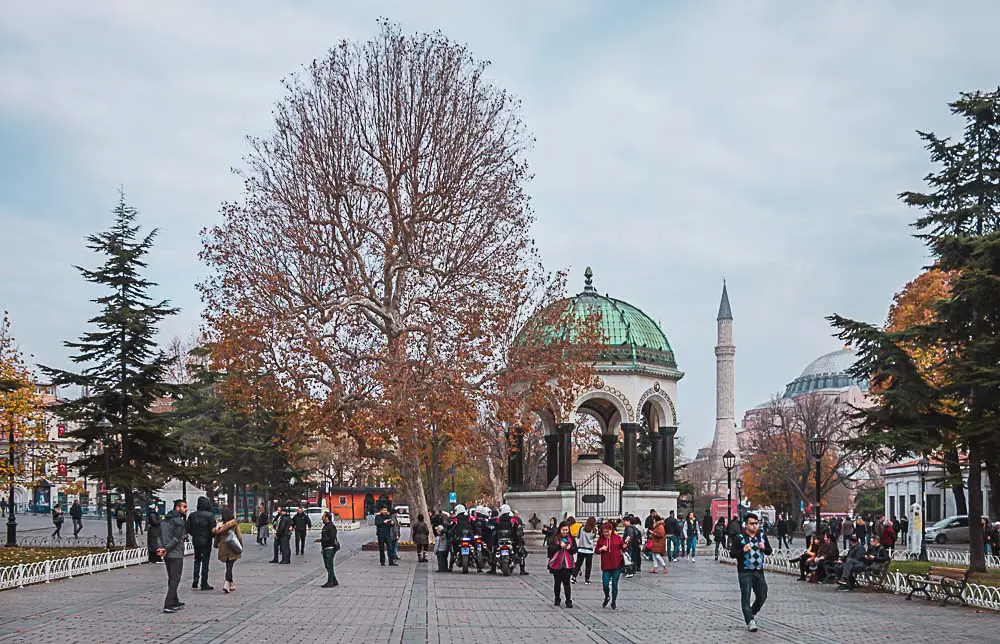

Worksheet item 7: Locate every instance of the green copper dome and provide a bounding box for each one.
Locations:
[527,267,677,369]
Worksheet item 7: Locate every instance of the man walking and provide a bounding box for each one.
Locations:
[776,513,789,550]
[320,512,339,587]
[185,496,215,590]
[156,499,188,613]
[70,499,84,538]
[730,512,772,633]
[292,506,312,556]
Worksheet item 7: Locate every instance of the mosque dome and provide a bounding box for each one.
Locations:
[521,267,677,370]
[782,346,868,398]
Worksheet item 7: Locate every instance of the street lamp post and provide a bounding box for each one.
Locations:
[5,409,16,548]
[809,434,828,536]
[723,450,736,522]
[736,478,743,516]
[98,418,114,551]
[917,455,930,562]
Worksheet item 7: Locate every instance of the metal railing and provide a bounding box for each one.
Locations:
[0,542,193,591]
[16,536,109,548]
[720,547,1000,611]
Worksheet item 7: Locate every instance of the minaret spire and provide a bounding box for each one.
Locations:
[710,280,738,495]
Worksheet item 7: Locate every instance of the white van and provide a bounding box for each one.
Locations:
[394,505,410,527]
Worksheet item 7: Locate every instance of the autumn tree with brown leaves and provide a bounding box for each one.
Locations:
[201,22,598,523]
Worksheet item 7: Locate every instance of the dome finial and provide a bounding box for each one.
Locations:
[583,266,595,292]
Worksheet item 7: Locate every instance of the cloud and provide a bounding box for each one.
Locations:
[2,0,999,452]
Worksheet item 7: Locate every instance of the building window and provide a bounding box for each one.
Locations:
[898,496,906,518]
[926,493,942,523]
[909,494,916,509]
[339,496,347,506]
[889,496,895,520]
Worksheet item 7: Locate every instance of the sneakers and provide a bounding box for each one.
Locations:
[571,576,577,584]
[649,569,657,574]
[610,601,617,610]
[603,596,610,608]
[554,598,561,607]
[163,607,176,614]
[748,619,758,632]
[565,600,573,608]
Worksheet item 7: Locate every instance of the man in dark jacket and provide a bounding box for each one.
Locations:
[702,510,713,546]
[320,512,339,587]
[730,512,772,632]
[664,511,679,562]
[838,535,888,591]
[70,500,84,538]
[147,503,162,563]
[274,507,293,564]
[156,499,188,613]
[815,532,841,581]
[375,506,394,566]
[776,513,789,550]
[185,496,215,590]
[292,506,312,555]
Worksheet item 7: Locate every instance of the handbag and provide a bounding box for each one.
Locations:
[225,527,243,554]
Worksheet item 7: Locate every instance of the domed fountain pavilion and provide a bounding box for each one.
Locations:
[505,268,683,521]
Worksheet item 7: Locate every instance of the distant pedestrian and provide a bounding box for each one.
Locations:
[292,507,312,556]
[389,508,401,562]
[186,496,216,590]
[134,506,144,535]
[319,511,340,587]
[275,507,292,564]
[684,511,701,561]
[547,523,577,608]
[156,499,188,613]
[702,510,713,546]
[255,504,269,545]
[434,525,450,572]
[649,516,667,574]
[596,521,625,609]
[212,507,243,593]
[731,512,772,633]
[572,516,597,585]
[713,518,727,560]
[114,503,126,535]
[51,503,64,538]
[412,514,430,563]
[1,498,7,516]
[70,500,83,538]
[622,516,642,577]
[375,506,394,566]
[776,513,789,550]
[147,503,162,563]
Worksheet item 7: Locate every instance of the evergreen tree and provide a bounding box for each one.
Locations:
[830,89,1000,572]
[41,195,179,549]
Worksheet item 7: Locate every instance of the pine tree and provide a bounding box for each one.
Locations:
[830,88,1000,572]
[41,195,179,549]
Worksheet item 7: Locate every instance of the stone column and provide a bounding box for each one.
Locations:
[601,434,617,468]
[507,429,524,492]
[621,423,640,490]
[650,430,664,489]
[660,426,677,490]
[557,423,575,491]
[544,434,560,488]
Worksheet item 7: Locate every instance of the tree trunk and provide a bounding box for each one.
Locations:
[967,444,986,573]
[124,487,137,549]
[484,452,503,507]
[400,454,429,535]
[945,446,968,515]
[985,459,1000,521]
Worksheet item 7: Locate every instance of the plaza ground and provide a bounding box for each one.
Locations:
[1,530,996,644]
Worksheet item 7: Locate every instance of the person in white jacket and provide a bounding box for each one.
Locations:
[572,517,598,584]
[683,512,702,561]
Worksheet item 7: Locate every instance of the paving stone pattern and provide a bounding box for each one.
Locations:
[1,534,996,643]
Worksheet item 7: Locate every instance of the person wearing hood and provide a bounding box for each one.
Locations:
[156,499,188,613]
[186,496,216,590]
[147,502,162,563]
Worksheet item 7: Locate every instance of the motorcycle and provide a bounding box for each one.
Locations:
[458,533,474,574]
[473,534,486,572]
[495,534,514,576]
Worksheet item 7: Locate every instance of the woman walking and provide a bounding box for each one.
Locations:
[212,507,243,593]
[51,504,64,539]
[649,516,668,574]
[596,521,625,609]
[547,523,577,607]
[684,512,701,562]
[573,516,597,584]
[412,514,430,562]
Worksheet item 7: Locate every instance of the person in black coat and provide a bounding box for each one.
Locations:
[292,507,312,555]
[547,523,578,608]
[147,503,162,562]
[273,507,293,564]
[186,496,216,590]
[320,512,339,587]
[70,500,84,538]
[375,506,395,566]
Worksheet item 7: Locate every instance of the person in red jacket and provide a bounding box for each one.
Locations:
[880,519,897,553]
[596,521,626,609]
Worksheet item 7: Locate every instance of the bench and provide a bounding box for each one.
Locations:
[855,559,890,591]
[905,566,969,606]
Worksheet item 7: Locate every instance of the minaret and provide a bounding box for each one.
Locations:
[710,281,738,491]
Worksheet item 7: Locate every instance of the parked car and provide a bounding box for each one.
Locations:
[925,515,969,544]
[305,506,325,528]
[394,505,410,527]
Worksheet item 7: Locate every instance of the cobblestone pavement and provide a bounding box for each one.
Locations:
[1,537,996,643]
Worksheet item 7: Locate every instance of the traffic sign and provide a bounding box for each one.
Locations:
[449,491,457,503]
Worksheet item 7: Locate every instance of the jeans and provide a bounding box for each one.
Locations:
[668,535,680,560]
[631,545,642,571]
[390,540,399,561]
[52,522,62,538]
[687,536,698,558]
[574,552,593,582]
[738,570,768,624]
[295,531,307,555]
[322,547,337,584]
[72,518,83,538]
[602,567,621,601]
[224,559,235,583]
[552,568,572,602]
[164,558,183,609]
[777,534,789,549]
[192,544,211,586]
[436,550,449,572]
[378,537,391,565]
[651,553,666,569]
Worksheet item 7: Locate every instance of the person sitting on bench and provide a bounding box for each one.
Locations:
[838,534,888,591]
[791,535,821,581]
[815,532,841,582]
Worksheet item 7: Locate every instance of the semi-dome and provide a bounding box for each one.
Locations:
[783,345,868,397]
[522,267,677,370]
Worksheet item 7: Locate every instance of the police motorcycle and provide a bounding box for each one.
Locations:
[450,505,477,574]
[492,504,527,576]
[470,506,491,573]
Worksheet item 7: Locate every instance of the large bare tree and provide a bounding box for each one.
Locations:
[201,22,594,524]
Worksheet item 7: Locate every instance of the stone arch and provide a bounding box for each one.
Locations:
[637,385,677,426]
[575,387,632,430]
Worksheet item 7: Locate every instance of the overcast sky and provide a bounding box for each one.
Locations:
[2,1,998,452]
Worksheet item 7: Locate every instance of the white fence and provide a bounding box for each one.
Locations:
[720,547,1000,612]
[335,521,360,531]
[0,542,194,591]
